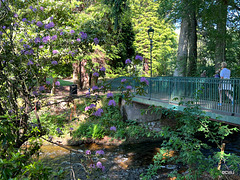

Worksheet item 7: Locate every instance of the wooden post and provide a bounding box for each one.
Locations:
[217,143,226,170]
[217,143,226,180]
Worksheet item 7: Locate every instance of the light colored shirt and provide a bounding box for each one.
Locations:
[220,68,231,79]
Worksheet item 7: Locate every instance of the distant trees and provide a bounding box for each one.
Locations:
[159,0,240,77]
[106,0,178,76]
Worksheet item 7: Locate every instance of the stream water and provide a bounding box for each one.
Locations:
[39,132,240,179]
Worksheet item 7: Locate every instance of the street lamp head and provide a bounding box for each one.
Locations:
[148,26,154,40]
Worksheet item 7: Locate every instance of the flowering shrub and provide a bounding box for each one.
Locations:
[0,0,100,179]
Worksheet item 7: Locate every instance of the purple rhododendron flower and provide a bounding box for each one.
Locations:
[34,37,41,43]
[93,72,99,77]
[46,81,51,85]
[39,45,44,49]
[86,91,91,97]
[50,16,53,20]
[27,60,34,65]
[125,59,131,64]
[69,127,74,131]
[23,44,30,49]
[22,18,27,22]
[140,77,149,85]
[107,93,113,98]
[32,91,38,96]
[108,100,116,106]
[14,13,18,18]
[39,86,45,91]
[33,8,37,12]
[126,85,132,90]
[60,31,64,36]
[55,81,60,86]
[70,30,75,34]
[37,21,44,27]
[121,78,126,83]
[85,104,96,111]
[45,22,55,29]
[48,136,53,141]
[92,86,98,91]
[56,127,63,134]
[51,35,57,41]
[40,6,44,11]
[96,162,103,169]
[2,26,6,29]
[110,126,117,131]
[24,49,34,55]
[29,6,33,10]
[100,67,106,71]
[52,50,59,54]
[94,37,99,45]
[51,61,58,65]
[80,32,87,39]
[42,36,50,43]
[90,104,96,108]
[84,106,90,111]
[102,166,105,171]
[89,164,95,168]
[0,31,2,35]
[76,38,81,42]
[95,150,104,155]
[86,150,91,155]
[93,108,103,117]
[135,55,143,61]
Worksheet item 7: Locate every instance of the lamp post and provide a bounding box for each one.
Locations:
[148,27,154,77]
[148,27,154,100]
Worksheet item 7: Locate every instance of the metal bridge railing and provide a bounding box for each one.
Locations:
[109,77,240,116]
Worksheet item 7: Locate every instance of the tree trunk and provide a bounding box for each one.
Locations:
[72,63,78,82]
[214,0,228,71]
[51,77,58,95]
[174,16,188,77]
[77,61,83,90]
[187,6,197,77]
[0,103,4,115]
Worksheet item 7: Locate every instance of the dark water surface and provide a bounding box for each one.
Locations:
[39,131,240,180]
[40,141,163,167]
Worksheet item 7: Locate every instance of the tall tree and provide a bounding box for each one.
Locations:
[214,0,228,70]
[131,0,177,76]
[187,1,197,76]
[159,0,198,77]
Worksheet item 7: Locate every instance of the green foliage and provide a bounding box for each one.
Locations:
[31,111,71,137]
[0,0,95,178]
[142,99,240,179]
[131,0,178,76]
[72,95,157,141]
[22,161,52,179]
[88,124,105,139]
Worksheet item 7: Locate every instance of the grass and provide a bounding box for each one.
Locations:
[46,78,74,86]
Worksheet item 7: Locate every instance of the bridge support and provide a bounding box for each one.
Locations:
[119,98,177,131]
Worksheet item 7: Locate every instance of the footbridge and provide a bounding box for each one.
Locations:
[110,77,240,126]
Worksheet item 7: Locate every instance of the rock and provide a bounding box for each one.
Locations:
[61,161,70,166]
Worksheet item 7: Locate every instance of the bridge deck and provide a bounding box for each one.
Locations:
[110,77,240,126]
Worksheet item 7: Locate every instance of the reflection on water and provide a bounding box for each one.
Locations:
[40,141,163,167]
[40,145,70,159]
[39,132,240,169]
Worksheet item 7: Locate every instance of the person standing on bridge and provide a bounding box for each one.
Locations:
[218,62,233,106]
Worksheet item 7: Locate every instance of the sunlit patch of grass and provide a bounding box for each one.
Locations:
[46,78,73,86]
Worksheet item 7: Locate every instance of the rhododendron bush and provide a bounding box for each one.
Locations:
[0,0,149,178]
